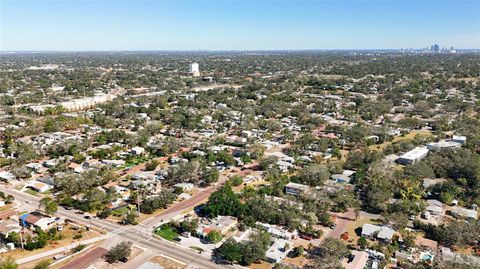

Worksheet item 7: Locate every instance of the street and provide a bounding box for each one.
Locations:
[0,186,231,269]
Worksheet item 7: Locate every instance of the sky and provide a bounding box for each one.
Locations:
[1,0,479,51]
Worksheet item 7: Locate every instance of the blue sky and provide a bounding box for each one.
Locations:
[1,0,479,51]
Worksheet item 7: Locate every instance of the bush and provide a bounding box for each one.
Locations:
[229,176,243,186]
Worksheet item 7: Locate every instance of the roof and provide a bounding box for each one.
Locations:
[343,250,369,269]
[21,213,43,225]
[399,147,429,161]
[415,237,438,249]
[266,238,290,262]
[451,206,478,219]
[331,174,351,183]
[285,182,309,191]
[361,223,395,241]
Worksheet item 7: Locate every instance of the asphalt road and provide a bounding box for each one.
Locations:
[1,187,231,269]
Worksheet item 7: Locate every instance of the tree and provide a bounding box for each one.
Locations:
[299,164,331,186]
[229,176,243,187]
[291,246,304,257]
[0,256,17,269]
[215,238,243,264]
[123,210,138,225]
[206,230,223,244]
[310,238,350,269]
[38,197,58,215]
[203,185,244,218]
[105,241,132,263]
[145,160,159,171]
[357,236,368,249]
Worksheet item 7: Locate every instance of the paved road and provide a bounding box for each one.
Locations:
[1,187,230,269]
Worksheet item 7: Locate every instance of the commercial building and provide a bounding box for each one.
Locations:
[189,63,200,77]
[397,147,429,165]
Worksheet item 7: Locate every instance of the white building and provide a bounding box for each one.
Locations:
[189,63,200,77]
[284,182,309,196]
[397,147,429,165]
[266,238,291,263]
[427,140,462,151]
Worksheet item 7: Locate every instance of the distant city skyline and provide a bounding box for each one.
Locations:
[1,0,479,51]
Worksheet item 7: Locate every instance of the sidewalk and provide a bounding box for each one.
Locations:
[16,235,107,264]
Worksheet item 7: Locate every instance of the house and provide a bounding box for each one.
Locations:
[0,218,21,238]
[130,147,145,156]
[425,199,443,215]
[101,159,125,168]
[361,223,395,243]
[397,147,429,165]
[256,222,297,240]
[441,247,480,268]
[197,216,238,238]
[20,212,64,231]
[427,140,462,151]
[0,171,15,182]
[284,182,309,196]
[266,238,291,263]
[26,162,44,172]
[331,174,351,184]
[449,135,467,144]
[276,160,294,172]
[450,206,478,220]
[173,183,194,192]
[25,181,53,193]
[342,250,369,269]
[414,237,438,249]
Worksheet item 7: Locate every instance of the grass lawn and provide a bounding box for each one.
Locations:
[155,226,179,241]
[112,206,130,216]
[24,189,40,196]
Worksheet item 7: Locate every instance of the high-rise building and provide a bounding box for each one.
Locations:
[433,44,440,53]
[189,63,200,77]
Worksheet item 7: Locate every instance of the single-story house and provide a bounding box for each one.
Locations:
[0,171,15,182]
[20,212,64,231]
[342,250,369,269]
[450,206,478,220]
[173,183,194,192]
[425,199,443,215]
[361,223,395,243]
[25,181,53,193]
[266,238,291,263]
[284,182,309,196]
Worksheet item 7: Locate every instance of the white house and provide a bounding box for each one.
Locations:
[0,171,15,182]
[361,223,395,242]
[284,182,309,196]
[266,238,291,263]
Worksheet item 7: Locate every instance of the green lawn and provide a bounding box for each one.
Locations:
[24,189,40,196]
[154,226,179,241]
[112,207,130,216]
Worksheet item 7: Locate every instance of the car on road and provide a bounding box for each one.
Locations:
[84,215,91,219]
[330,224,337,229]
[173,237,182,242]
[299,234,312,241]
[26,200,32,204]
